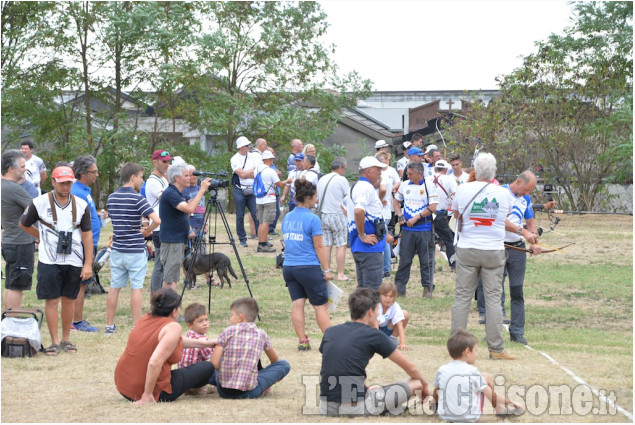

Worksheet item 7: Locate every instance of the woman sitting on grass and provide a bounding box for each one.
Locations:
[114,289,216,404]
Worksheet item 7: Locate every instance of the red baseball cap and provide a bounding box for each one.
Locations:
[152,150,173,160]
[52,166,75,182]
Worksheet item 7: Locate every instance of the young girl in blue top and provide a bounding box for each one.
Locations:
[282,179,332,350]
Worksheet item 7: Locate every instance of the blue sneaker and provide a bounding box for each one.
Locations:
[71,320,99,332]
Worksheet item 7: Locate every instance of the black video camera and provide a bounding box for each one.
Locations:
[57,231,73,254]
[193,171,229,190]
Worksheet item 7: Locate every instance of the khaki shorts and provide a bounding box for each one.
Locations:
[160,242,185,283]
[257,202,277,224]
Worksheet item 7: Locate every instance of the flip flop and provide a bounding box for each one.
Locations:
[61,341,77,354]
[44,344,60,356]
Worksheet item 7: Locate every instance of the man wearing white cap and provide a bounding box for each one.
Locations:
[396,141,411,179]
[231,136,260,247]
[375,140,390,153]
[254,150,285,253]
[20,165,94,355]
[346,156,387,289]
[432,160,457,270]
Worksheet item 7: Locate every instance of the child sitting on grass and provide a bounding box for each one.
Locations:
[377,281,410,350]
[178,303,216,395]
[211,297,290,398]
[433,329,525,422]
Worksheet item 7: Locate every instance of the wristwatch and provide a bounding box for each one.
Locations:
[516,228,522,235]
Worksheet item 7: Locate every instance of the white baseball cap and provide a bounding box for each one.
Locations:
[425,144,438,154]
[359,156,388,171]
[261,150,275,160]
[375,140,389,149]
[236,136,251,149]
[435,160,450,169]
[402,141,412,149]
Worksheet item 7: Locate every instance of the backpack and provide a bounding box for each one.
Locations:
[307,169,323,181]
[140,181,147,197]
[1,309,44,358]
[253,169,268,198]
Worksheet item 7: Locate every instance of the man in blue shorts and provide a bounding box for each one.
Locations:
[105,163,160,334]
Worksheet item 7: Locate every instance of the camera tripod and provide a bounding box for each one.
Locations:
[180,188,259,320]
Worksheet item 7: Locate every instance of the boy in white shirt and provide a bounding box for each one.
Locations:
[433,329,524,422]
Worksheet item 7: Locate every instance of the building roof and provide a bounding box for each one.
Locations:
[340,107,403,140]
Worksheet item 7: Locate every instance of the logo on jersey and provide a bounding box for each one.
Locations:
[469,197,499,227]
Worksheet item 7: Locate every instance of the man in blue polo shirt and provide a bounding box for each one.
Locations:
[393,161,438,297]
[346,156,387,290]
[160,163,211,292]
[105,163,160,334]
[70,155,101,332]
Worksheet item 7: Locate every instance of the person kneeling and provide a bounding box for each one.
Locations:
[319,287,429,416]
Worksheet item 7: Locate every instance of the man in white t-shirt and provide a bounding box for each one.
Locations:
[146,149,172,294]
[450,153,516,361]
[396,141,411,179]
[280,153,305,212]
[449,154,469,186]
[254,150,285,253]
[231,136,260,247]
[316,157,350,281]
[20,141,47,195]
[20,166,94,355]
[432,160,458,269]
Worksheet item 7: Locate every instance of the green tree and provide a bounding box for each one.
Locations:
[452,1,632,210]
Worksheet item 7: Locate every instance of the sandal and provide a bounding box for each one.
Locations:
[61,341,78,354]
[44,344,60,356]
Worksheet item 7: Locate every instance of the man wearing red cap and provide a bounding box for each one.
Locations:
[20,166,94,356]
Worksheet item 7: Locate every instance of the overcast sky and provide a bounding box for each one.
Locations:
[319,0,574,91]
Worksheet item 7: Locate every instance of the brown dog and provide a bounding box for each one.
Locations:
[183,248,238,289]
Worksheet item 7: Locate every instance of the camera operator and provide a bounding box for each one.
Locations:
[159,163,211,293]
[20,166,94,356]
[346,157,388,290]
[393,161,439,297]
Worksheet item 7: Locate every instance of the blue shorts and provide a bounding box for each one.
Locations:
[110,250,147,289]
[283,265,328,306]
[379,325,393,336]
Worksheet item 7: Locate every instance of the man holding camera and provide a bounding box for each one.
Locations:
[159,163,211,292]
[393,162,438,297]
[346,156,387,290]
[20,166,94,355]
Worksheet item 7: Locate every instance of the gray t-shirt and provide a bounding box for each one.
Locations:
[1,179,35,244]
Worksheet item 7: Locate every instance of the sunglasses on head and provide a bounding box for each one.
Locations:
[160,151,170,157]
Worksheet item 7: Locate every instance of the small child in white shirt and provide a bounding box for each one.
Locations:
[377,281,410,350]
[433,329,524,422]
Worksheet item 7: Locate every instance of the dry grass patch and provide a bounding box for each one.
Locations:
[1,213,632,422]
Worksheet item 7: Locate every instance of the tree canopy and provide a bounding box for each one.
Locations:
[450,1,632,211]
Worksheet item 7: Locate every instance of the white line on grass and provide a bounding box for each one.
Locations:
[502,324,634,421]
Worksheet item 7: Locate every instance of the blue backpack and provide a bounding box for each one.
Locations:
[253,170,268,198]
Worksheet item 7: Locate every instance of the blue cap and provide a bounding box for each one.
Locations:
[294,153,305,160]
[407,147,424,156]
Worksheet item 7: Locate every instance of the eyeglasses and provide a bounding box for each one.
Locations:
[159,151,170,157]
[86,169,98,174]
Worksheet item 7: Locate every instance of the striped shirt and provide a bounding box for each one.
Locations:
[107,187,154,253]
[217,322,272,391]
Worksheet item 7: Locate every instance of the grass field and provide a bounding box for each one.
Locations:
[1,213,632,423]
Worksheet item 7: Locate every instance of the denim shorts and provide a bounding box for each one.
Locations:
[110,250,148,289]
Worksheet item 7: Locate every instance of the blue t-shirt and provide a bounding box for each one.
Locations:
[281,207,322,266]
[71,180,100,247]
[182,185,205,230]
[159,184,189,243]
[107,187,154,253]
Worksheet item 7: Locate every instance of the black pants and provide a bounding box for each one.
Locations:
[434,211,455,267]
[158,361,215,402]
